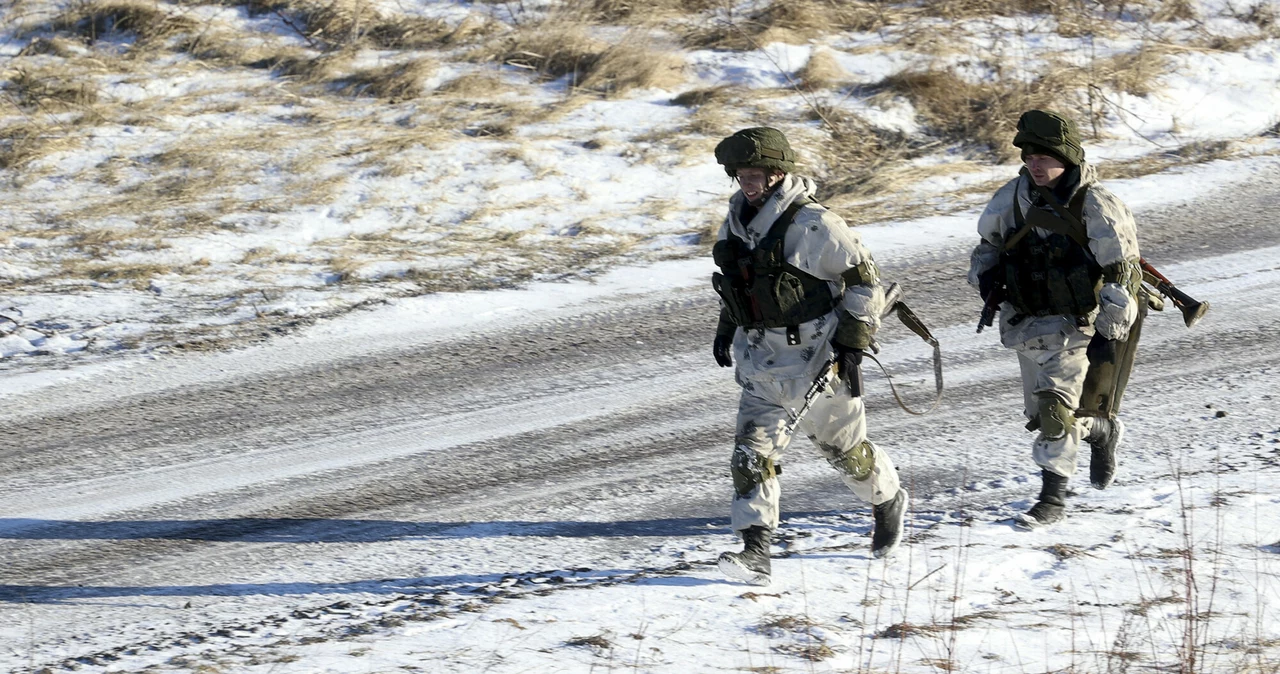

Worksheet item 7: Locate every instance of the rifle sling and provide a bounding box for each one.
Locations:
[1004,176,1090,252]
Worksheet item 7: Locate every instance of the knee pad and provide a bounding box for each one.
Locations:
[827,439,876,481]
[730,445,777,496]
[1036,393,1076,441]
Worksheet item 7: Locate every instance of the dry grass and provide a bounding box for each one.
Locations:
[252,48,353,83]
[15,36,81,58]
[579,0,721,23]
[3,66,98,110]
[61,260,172,289]
[1095,46,1170,97]
[683,0,892,50]
[921,0,1057,19]
[809,109,919,200]
[471,23,682,94]
[0,119,84,170]
[578,40,684,95]
[332,58,437,101]
[1097,140,1237,181]
[472,23,605,82]
[176,30,292,68]
[50,0,199,45]
[865,46,1170,162]
[797,48,850,90]
[868,69,1036,161]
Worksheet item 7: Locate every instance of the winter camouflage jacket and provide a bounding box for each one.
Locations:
[717,174,885,384]
[968,162,1141,347]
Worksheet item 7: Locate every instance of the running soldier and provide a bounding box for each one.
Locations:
[969,110,1142,529]
[710,127,908,585]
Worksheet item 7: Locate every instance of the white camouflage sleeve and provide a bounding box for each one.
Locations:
[969,179,1018,290]
[785,207,884,348]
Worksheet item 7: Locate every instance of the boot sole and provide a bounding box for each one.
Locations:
[1090,419,1125,490]
[718,553,771,586]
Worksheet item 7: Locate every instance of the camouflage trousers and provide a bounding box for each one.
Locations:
[730,376,901,532]
[1015,327,1101,478]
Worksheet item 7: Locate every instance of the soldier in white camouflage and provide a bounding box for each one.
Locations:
[969,110,1142,529]
[710,127,908,585]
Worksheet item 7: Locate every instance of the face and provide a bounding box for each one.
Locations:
[1024,153,1067,187]
[735,167,785,205]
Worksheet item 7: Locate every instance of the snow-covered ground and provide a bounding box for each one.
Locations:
[3,1,1280,672]
[2,153,1278,673]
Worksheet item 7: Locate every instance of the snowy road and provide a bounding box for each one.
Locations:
[2,162,1279,671]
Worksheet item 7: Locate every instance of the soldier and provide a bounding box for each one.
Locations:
[969,110,1142,529]
[710,127,908,585]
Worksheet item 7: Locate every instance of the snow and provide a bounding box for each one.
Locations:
[2,0,1280,671]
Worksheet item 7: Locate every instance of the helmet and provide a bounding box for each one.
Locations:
[1013,110,1085,166]
[714,127,796,177]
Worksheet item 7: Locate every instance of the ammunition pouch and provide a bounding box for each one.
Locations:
[1001,232,1101,318]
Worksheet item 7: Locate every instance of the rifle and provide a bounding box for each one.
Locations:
[976,281,1003,333]
[782,283,906,438]
[1140,257,1208,328]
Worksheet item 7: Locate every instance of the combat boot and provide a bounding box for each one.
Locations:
[871,488,908,559]
[1087,417,1124,490]
[718,525,772,585]
[1015,470,1068,530]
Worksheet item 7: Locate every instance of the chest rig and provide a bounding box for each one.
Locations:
[1001,184,1102,318]
[711,199,837,338]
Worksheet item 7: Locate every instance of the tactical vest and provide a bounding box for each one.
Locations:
[711,199,837,332]
[1000,184,1102,318]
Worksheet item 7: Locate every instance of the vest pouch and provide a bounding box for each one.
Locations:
[773,271,806,324]
[1062,264,1101,315]
[712,272,753,327]
[712,239,745,271]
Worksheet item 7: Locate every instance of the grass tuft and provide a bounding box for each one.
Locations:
[332,58,437,101]
[50,0,198,45]
[3,67,99,110]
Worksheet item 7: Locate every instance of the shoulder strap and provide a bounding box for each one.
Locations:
[1030,182,1090,248]
[756,197,813,252]
[1004,182,1092,251]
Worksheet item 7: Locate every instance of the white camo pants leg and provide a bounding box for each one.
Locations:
[730,377,901,532]
[1015,328,1099,478]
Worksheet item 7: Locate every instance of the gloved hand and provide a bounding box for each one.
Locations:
[1094,283,1138,341]
[713,334,733,368]
[1087,332,1117,364]
[833,342,864,397]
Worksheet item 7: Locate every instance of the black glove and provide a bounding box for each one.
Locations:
[833,342,864,397]
[1087,333,1118,364]
[713,334,733,368]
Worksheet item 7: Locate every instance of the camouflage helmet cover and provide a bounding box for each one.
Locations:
[715,127,796,177]
[1012,109,1085,166]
